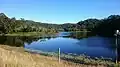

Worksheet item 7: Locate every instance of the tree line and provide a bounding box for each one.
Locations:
[0,13,58,34]
[0,13,120,36]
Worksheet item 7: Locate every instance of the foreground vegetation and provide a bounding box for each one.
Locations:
[0,45,112,67]
[25,48,116,66]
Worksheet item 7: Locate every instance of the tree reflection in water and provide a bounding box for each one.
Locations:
[0,32,119,61]
[69,32,95,39]
[0,36,52,47]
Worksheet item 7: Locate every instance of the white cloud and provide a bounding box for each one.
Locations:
[63,21,77,24]
[40,20,57,24]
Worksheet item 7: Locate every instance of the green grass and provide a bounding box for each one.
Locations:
[1,31,91,36]
[4,32,57,36]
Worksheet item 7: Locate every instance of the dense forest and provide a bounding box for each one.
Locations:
[0,13,120,36]
[0,13,58,34]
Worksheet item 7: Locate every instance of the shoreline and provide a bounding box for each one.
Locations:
[0,44,107,67]
[0,32,57,36]
[0,31,91,36]
[25,48,115,66]
[0,44,119,67]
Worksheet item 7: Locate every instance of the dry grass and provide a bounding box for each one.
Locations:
[0,45,108,67]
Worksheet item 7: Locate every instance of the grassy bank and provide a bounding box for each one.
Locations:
[25,48,116,66]
[4,32,57,36]
[2,31,91,36]
[0,45,81,67]
[0,45,117,67]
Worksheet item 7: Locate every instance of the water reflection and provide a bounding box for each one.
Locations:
[70,32,94,39]
[0,32,119,61]
[0,36,52,47]
[0,32,94,47]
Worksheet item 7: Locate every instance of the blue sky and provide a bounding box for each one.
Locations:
[0,0,120,24]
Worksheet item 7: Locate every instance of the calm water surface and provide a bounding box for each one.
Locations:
[0,32,119,61]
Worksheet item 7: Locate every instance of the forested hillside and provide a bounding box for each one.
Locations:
[0,13,120,36]
[0,13,58,34]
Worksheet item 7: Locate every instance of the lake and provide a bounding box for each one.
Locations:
[0,32,119,61]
